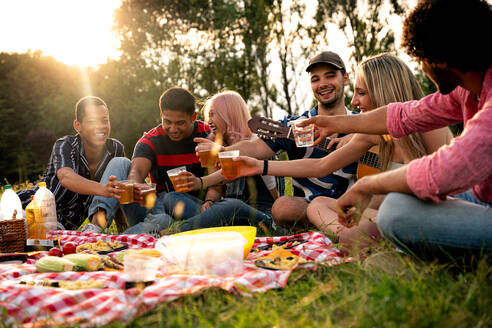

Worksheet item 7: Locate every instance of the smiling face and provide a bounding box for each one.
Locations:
[310,63,348,110]
[74,105,110,149]
[350,74,375,113]
[161,110,196,141]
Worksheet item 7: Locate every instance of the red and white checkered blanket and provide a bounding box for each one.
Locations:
[0,230,348,327]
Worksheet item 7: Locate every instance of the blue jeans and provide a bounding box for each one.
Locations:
[163,191,273,232]
[377,192,492,261]
[88,157,172,235]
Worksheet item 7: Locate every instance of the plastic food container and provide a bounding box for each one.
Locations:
[124,253,162,282]
[155,231,247,276]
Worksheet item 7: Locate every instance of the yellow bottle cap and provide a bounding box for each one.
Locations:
[38,182,47,188]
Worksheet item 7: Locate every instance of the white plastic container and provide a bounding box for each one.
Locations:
[155,231,247,276]
[33,182,58,237]
[124,254,162,282]
[0,184,23,220]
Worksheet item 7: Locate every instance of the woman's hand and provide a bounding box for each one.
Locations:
[233,156,263,176]
[194,137,224,155]
[174,172,200,192]
[327,134,354,150]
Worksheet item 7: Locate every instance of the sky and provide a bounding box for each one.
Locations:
[0,0,121,67]
[0,0,414,118]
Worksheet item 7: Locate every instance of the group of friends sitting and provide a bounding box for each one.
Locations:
[18,0,492,262]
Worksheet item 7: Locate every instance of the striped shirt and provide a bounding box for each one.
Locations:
[18,135,125,229]
[263,106,357,201]
[133,121,210,197]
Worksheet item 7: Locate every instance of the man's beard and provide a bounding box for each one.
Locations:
[319,93,342,110]
[429,66,461,95]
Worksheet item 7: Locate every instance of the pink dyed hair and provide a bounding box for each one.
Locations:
[202,91,252,146]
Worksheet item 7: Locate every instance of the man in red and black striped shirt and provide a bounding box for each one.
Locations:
[88,87,221,234]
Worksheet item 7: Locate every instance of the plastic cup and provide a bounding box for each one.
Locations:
[218,150,240,179]
[138,183,157,208]
[167,166,188,192]
[117,180,134,204]
[124,254,161,282]
[198,149,219,168]
[292,117,314,147]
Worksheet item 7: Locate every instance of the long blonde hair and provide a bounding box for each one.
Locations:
[357,53,427,171]
[202,90,252,146]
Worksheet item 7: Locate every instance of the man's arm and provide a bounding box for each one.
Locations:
[57,167,117,197]
[304,106,389,146]
[127,157,152,183]
[336,166,412,227]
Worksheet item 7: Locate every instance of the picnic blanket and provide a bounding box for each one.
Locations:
[0,230,348,327]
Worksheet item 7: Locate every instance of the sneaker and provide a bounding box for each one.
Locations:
[80,223,103,234]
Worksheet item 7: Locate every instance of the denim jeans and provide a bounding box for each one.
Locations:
[377,192,492,261]
[163,191,273,232]
[88,157,173,235]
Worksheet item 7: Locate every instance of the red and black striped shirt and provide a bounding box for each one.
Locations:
[133,121,210,195]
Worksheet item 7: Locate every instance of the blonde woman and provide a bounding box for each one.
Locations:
[164,91,277,233]
[235,53,452,250]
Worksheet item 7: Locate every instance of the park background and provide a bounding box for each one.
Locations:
[1,0,441,185]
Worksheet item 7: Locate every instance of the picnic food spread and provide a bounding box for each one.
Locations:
[0,230,347,327]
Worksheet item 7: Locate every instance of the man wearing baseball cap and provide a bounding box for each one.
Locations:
[194,50,357,233]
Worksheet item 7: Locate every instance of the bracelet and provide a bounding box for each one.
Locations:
[199,177,204,190]
[262,160,268,176]
[204,199,215,204]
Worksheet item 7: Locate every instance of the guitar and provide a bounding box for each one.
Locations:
[248,116,381,179]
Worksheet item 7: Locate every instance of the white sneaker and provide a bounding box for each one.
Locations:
[80,223,103,234]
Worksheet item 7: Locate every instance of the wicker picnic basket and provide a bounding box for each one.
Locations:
[0,218,26,253]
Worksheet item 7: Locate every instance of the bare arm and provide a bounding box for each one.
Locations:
[194,137,275,159]
[237,133,378,178]
[421,127,453,154]
[57,167,117,197]
[127,157,152,183]
[336,166,412,227]
[304,106,389,146]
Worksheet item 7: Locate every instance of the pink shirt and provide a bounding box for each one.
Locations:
[387,66,492,204]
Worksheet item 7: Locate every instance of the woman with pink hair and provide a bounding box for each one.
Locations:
[162,90,278,234]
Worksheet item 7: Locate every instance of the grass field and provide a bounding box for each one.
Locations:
[104,248,492,328]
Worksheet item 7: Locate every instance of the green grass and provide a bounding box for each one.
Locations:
[102,249,492,327]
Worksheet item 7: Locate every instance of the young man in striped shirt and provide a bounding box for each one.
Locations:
[18,96,125,230]
[86,87,221,234]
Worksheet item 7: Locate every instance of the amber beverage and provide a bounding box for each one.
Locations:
[167,166,188,192]
[139,184,157,208]
[219,150,240,179]
[198,149,218,168]
[118,181,134,204]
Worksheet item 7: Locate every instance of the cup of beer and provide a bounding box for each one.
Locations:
[218,150,240,179]
[167,166,189,192]
[138,183,157,208]
[117,180,134,204]
[291,117,314,147]
[198,149,219,168]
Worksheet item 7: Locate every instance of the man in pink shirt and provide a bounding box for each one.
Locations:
[301,0,492,261]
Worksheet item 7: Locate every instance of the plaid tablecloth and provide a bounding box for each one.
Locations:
[0,230,348,327]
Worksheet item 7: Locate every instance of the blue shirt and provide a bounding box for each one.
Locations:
[263,106,357,201]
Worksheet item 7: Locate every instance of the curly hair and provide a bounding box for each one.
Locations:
[402,0,492,72]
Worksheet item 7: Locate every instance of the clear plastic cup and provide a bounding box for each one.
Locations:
[117,180,134,204]
[218,150,240,179]
[138,183,157,208]
[292,117,314,147]
[167,166,188,192]
[124,253,161,282]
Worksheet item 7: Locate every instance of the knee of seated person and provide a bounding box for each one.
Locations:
[107,157,130,170]
[272,196,305,224]
[377,192,415,238]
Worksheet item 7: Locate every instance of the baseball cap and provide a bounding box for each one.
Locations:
[306,51,346,72]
